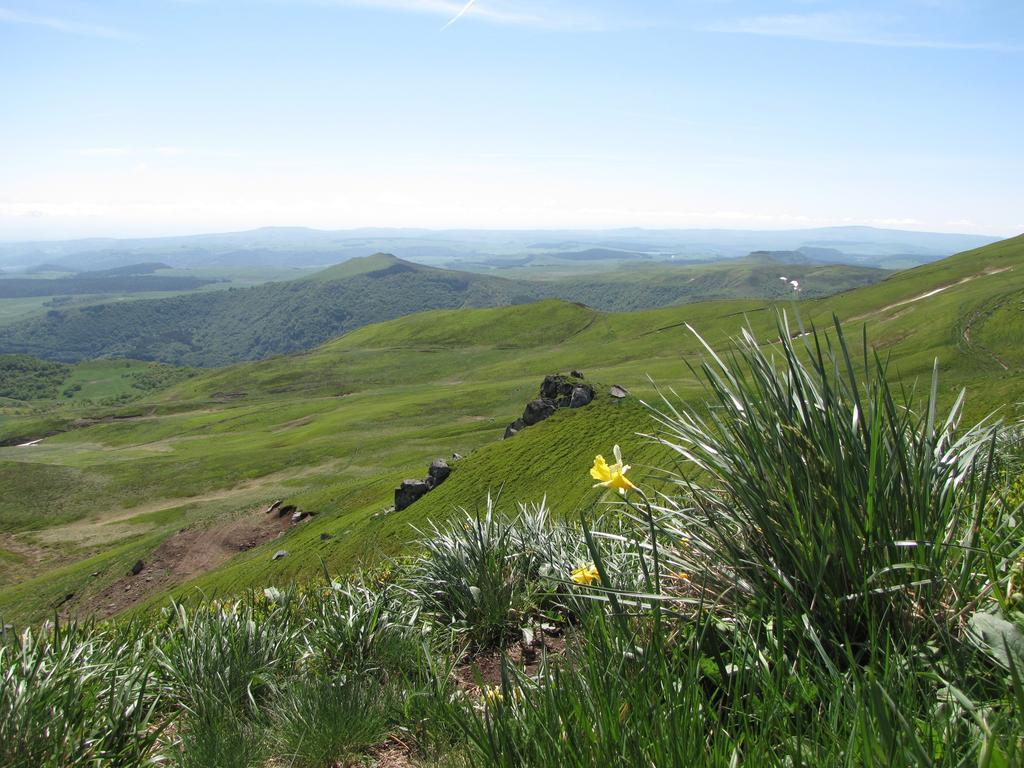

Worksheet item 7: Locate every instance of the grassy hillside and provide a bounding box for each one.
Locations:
[0,235,1021,625]
[0,253,886,366]
[5,313,1021,768]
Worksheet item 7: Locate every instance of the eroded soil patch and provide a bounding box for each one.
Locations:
[66,506,296,620]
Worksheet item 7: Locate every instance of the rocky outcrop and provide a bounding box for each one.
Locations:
[395,457,454,511]
[504,372,595,439]
[523,398,556,426]
[395,479,431,511]
[428,458,452,485]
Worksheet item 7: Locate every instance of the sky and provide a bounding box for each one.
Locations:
[0,0,1022,240]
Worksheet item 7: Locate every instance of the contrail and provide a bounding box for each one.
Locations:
[441,0,477,30]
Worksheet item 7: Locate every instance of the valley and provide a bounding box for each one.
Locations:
[1,234,1022,627]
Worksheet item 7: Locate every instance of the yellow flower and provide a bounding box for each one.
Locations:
[590,444,637,495]
[481,686,504,706]
[570,563,600,586]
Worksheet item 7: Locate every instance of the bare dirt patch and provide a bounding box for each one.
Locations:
[454,626,568,693]
[367,738,416,768]
[65,506,297,621]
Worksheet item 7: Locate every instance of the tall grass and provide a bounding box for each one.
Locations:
[0,622,163,768]
[644,316,1018,656]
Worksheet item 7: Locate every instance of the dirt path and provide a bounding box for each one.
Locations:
[850,266,1014,322]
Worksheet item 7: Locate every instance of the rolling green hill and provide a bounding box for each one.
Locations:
[0,234,1021,625]
[0,253,886,367]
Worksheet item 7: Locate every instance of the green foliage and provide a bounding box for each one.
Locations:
[301,578,421,679]
[0,355,70,400]
[646,316,1018,654]
[170,704,267,768]
[0,623,163,768]
[270,677,394,767]
[407,501,562,649]
[154,598,298,714]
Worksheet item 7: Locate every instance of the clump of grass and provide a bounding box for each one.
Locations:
[0,621,163,768]
[301,577,420,681]
[270,676,394,767]
[171,701,267,768]
[154,597,297,715]
[406,498,563,649]
[645,316,1018,657]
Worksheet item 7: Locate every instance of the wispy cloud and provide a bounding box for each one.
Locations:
[0,7,126,38]
[306,0,612,30]
[706,11,1018,51]
[440,0,476,30]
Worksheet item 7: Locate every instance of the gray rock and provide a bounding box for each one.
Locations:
[522,398,556,426]
[428,458,451,486]
[609,384,629,399]
[290,510,309,524]
[320,532,333,541]
[264,500,282,514]
[129,560,144,576]
[277,504,296,518]
[504,418,526,439]
[570,369,585,379]
[452,452,464,461]
[395,479,431,511]
[569,385,594,408]
[272,550,289,561]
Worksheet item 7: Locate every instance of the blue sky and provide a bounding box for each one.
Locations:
[1,0,1022,239]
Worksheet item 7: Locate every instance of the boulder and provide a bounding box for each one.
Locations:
[395,479,431,511]
[264,500,282,514]
[277,504,297,518]
[129,560,144,576]
[569,384,594,408]
[272,550,288,561]
[428,458,452,486]
[522,398,556,426]
[570,369,585,379]
[504,418,526,439]
[452,452,464,461]
[609,384,629,399]
[290,509,309,524]
[540,374,575,402]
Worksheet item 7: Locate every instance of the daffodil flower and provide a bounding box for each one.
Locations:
[570,563,600,586]
[590,444,637,495]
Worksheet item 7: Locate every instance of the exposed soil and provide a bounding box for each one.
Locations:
[64,505,297,621]
[454,625,568,693]
[367,738,416,768]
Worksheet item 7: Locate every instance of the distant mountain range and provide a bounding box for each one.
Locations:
[0,253,888,367]
[0,225,1001,272]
